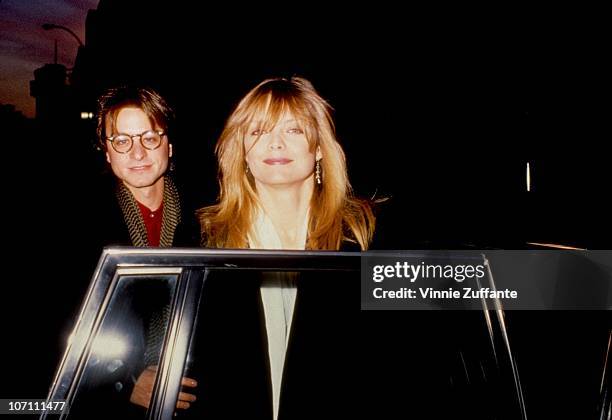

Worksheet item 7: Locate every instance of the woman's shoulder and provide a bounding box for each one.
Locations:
[368,197,406,250]
[339,239,362,252]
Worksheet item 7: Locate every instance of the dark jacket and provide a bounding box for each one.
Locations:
[58,176,201,418]
[86,177,200,250]
[181,241,362,420]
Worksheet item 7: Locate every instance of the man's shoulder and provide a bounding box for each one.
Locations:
[76,176,131,246]
[86,175,119,199]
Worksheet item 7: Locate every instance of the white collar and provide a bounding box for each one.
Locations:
[247,207,309,250]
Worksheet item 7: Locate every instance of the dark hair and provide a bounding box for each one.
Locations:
[96,86,174,148]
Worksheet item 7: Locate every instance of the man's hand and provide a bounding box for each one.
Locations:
[130,365,198,409]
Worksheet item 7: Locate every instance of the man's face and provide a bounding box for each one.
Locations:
[105,107,172,192]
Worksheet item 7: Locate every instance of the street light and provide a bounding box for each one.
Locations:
[40,22,91,120]
[42,23,84,47]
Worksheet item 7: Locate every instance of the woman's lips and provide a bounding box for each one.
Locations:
[263,158,293,165]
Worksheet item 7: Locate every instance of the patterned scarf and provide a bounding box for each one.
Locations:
[115,177,182,247]
[144,304,170,366]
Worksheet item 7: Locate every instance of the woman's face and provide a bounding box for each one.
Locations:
[244,111,321,189]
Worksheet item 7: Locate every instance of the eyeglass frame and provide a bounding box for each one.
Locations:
[105,129,167,154]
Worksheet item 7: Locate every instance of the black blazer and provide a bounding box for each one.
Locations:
[181,243,362,420]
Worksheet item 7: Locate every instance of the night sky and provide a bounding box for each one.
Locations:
[0,0,98,117]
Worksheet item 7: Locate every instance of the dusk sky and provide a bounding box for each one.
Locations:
[0,0,98,118]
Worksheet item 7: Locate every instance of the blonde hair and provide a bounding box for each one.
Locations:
[198,77,375,250]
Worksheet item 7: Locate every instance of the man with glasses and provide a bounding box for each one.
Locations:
[79,86,199,414]
[95,85,196,248]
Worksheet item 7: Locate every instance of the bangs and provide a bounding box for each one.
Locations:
[105,102,161,136]
[240,89,319,148]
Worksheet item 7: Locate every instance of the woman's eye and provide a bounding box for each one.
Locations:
[287,127,303,134]
[251,129,267,136]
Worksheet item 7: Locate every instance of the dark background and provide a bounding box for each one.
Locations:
[1,2,610,418]
[7,3,610,249]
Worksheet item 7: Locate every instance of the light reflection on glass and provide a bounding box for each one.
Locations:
[91,332,129,360]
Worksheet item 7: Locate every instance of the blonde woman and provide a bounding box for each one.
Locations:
[199,76,375,251]
[197,77,375,419]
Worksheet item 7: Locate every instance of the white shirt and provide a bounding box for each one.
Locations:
[248,209,307,420]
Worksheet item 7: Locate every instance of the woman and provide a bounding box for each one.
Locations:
[198,76,375,251]
[195,77,375,419]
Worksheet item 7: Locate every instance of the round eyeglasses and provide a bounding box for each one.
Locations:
[106,129,166,153]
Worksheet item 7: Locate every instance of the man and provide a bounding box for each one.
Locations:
[93,85,196,248]
[64,86,199,417]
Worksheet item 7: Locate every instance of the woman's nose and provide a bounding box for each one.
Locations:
[268,131,285,150]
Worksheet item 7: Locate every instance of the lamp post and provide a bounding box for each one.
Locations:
[41,22,85,76]
[42,23,84,47]
[35,23,88,122]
